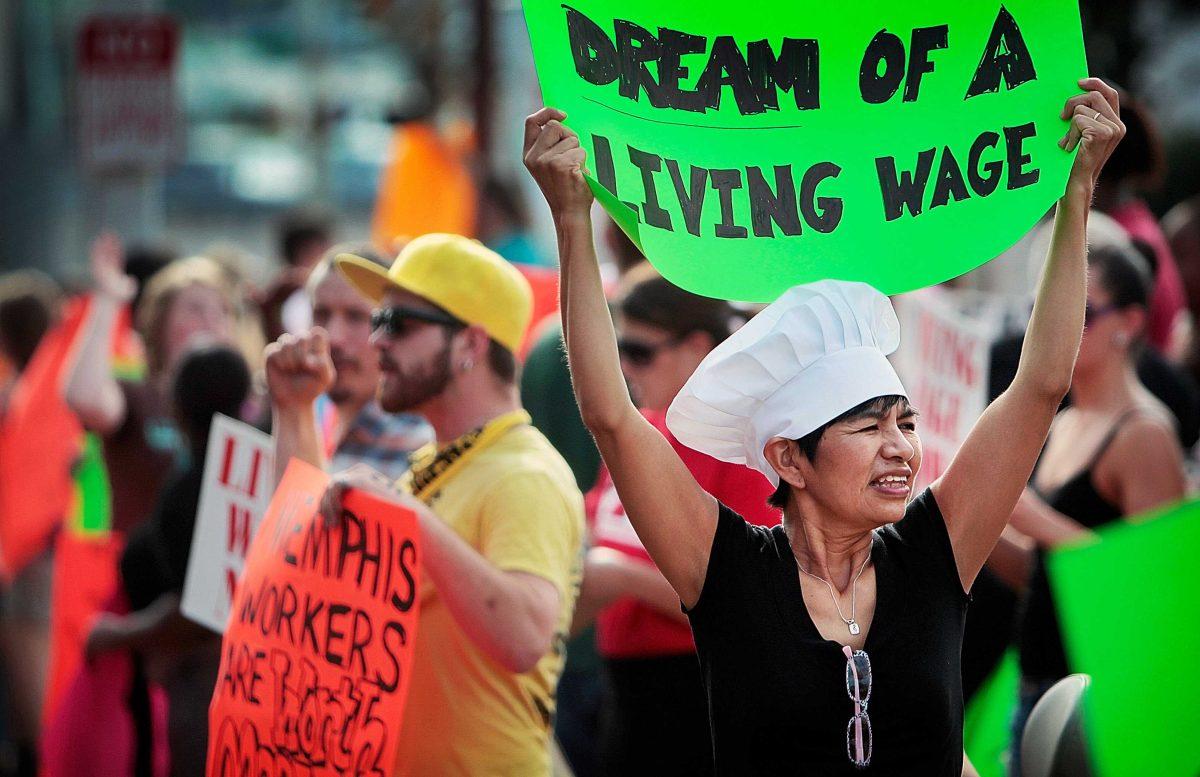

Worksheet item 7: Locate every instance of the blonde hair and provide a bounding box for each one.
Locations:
[137,257,235,375]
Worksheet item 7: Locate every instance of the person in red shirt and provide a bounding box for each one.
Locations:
[571,267,776,776]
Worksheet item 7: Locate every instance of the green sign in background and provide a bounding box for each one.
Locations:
[1047,499,1200,777]
[524,1,1087,300]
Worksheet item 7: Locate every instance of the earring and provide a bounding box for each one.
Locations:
[461,358,474,371]
[1112,331,1129,348]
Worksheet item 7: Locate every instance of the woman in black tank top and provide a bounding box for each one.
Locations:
[1004,245,1186,768]
[527,80,1126,775]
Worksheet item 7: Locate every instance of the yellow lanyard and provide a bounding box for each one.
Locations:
[402,409,531,503]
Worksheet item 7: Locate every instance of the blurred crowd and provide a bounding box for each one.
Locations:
[0,79,1196,777]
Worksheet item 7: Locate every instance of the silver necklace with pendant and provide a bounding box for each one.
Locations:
[796,545,873,636]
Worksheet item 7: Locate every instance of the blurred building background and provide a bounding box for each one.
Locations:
[0,0,550,281]
[0,0,1198,281]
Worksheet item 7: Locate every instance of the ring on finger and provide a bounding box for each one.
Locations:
[1093,110,1102,121]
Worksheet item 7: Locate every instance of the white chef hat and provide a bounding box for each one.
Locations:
[665,280,907,486]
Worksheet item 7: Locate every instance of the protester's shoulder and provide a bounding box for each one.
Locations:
[881,487,946,547]
[367,408,434,447]
[476,426,583,507]
[881,488,962,591]
[356,403,425,434]
[1103,408,1182,473]
[688,501,783,617]
[715,500,780,556]
[484,424,577,479]
[1114,406,1180,452]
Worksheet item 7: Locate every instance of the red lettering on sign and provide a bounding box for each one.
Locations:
[227,503,252,558]
[78,16,178,72]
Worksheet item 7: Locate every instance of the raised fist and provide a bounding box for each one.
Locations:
[264,327,336,410]
[1059,77,1126,192]
[523,107,594,221]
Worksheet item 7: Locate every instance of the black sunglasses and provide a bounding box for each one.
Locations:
[370,305,464,337]
[617,335,684,367]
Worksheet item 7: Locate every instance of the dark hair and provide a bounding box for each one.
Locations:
[481,175,530,231]
[767,395,912,509]
[0,271,62,371]
[1101,91,1164,192]
[1089,243,1152,310]
[124,242,177,318]
[487,339,518,384]
[619,273,739,350]
[278,209,332,267]
[172,344,251,451]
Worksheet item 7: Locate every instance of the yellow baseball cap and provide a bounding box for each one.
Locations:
[335,233,533,354]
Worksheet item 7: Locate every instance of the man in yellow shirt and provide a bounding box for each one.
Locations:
[265,234,584,776]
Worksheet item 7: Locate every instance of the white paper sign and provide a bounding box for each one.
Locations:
[181,414,273,632]
[892,288,1004,492]
[76,14,180,170]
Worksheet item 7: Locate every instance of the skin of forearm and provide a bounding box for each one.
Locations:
[272,403,326,486]
[987,528,1035,591]
[1015,185,1090,401]
[1010,498,1091,547]
[621,560,689,624]
[64,292,125,430]
[417,510,556,673]
[555,212,635,433]
[570,553,687,637]
[112,593,184,651]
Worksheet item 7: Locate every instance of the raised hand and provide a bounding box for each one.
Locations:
[523,107,594,222]
[1059,77,1125,191]
[264,327,336,410]
[90,231,136,303]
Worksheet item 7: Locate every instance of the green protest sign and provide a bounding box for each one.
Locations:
[1047,499,1200,777]
[523,1,1087,300]
[963,649,1019,777]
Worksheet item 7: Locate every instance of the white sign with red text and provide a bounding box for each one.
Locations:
[181,414,273,633]
[76,14,180,170]
[892,288,1004,493]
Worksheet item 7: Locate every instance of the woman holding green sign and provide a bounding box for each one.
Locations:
[525,76,1123,774]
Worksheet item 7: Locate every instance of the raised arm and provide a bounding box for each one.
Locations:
[932,78,1126,592]
[523,108,717,608]
[64,233,134,434]
[263,328,335,486]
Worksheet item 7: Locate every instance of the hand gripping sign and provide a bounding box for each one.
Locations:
[523,0,1087,300]
[208,460,420,777]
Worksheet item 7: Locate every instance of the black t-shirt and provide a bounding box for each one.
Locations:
[687,488,968,776]
[1019,465,1122,682]
[120,464,203,611]
[105,380,180,535]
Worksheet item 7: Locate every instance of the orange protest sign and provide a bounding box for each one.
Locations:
[207,459,421,776]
